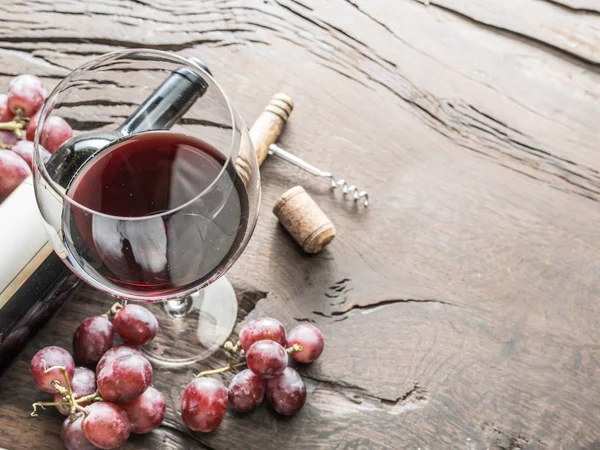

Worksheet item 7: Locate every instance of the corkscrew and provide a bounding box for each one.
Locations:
[249,93,370,207]
[268,143,369,207]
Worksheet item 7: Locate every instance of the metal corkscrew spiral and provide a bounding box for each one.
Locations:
[328,176,369,207]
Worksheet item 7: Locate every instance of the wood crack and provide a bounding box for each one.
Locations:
[301,373,368,392]
[332,298,456,316]
[466,104,525,136]
[381,382,429,406]
[442,101,600,202]
[235,287,270,324]
[179,118,233,129]
[61,118,116,130]
[497,157,600,204]
[481,421,544,449]
[312,297,456,320]
[314,60,372,90]
[303,373,430,409]
[293,317,317,323]
[416,0,600,69]
[274,0,396,72]
[340,0,406,68]
[0,36,223,52]
[159,419,218,450]
[127,0,176,13]
[60,99,138,108]
[540,0,600,15]
[273,0,328,31]
[289,0,313,10]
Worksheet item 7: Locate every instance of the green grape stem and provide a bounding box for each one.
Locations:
[102,302,123,319]
[30,400,62,417]
[195,342,303,379]
[0,120,24,132]
[287,344,303,354]
[31,366,97,418]
[0,108,26,136]
[74,390,103,405]
[196,362,246,378]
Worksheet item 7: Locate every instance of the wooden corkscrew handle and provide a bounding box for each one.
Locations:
[249,93,294,165]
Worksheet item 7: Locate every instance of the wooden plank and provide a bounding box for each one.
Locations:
[0,0,598,448]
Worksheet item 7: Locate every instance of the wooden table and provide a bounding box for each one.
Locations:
[1,0,599,448]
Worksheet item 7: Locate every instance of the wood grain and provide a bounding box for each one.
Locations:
[0,0,599,448]
[410,0,600,65]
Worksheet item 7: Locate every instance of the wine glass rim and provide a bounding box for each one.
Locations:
[33,48,239,222]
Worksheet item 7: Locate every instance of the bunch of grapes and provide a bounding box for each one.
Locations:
[0,74,73,197]
[29,303,165,449]
[181,318,324,432]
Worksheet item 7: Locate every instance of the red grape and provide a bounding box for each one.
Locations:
[97,354,152,404]
[181,377,227,432]
[61,414,99,450]
[0,150,30,196]
[120,386,166,433]
[239,317,286,352]
[25,110,39,142]
[54,367,96,415]
[7,74,46,117]
[266,367,306,416]
[0,94,14,122]
[40,115,72,153]
[113,304,158,346]
[227,369,266,413]
[12,140,50,169]
[0,130,18,147]
[30,346,75,393]
[286,324,324,363]
[73,316,114,365]
[246,340,288,379]
[82,402,130,449]
[96,345,142,376]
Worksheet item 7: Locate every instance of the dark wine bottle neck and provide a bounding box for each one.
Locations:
[117,67,208,136]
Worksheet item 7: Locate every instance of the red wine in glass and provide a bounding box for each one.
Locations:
[62,130,248,299]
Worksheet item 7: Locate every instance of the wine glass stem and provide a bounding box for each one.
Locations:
[163,294,200,318]
[140,276,238,367]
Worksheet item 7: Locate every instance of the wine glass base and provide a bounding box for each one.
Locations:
[139,276,238,368]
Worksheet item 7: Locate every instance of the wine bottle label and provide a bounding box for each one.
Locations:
[0,176,52,308]
[0,176,71,362]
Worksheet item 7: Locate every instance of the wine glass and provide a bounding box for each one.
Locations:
[32,49,260,368]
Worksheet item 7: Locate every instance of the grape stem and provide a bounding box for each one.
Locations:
[223,341,238,353]
[74,390,103,405]
[0,112,26,138]
[51,379,69,396]
[224,341,242,366]
[196,344,303,378]
[0,120,23,131]
[49,366,76,409]
[196,362,246,378]
[30,400,63,417]
[102,302,123,319]
[287,344,303,354]
[31,365,94,418]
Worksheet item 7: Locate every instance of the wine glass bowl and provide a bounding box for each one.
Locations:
[33,50,260,366]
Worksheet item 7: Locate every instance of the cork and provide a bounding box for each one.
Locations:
[273,186,336,254]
